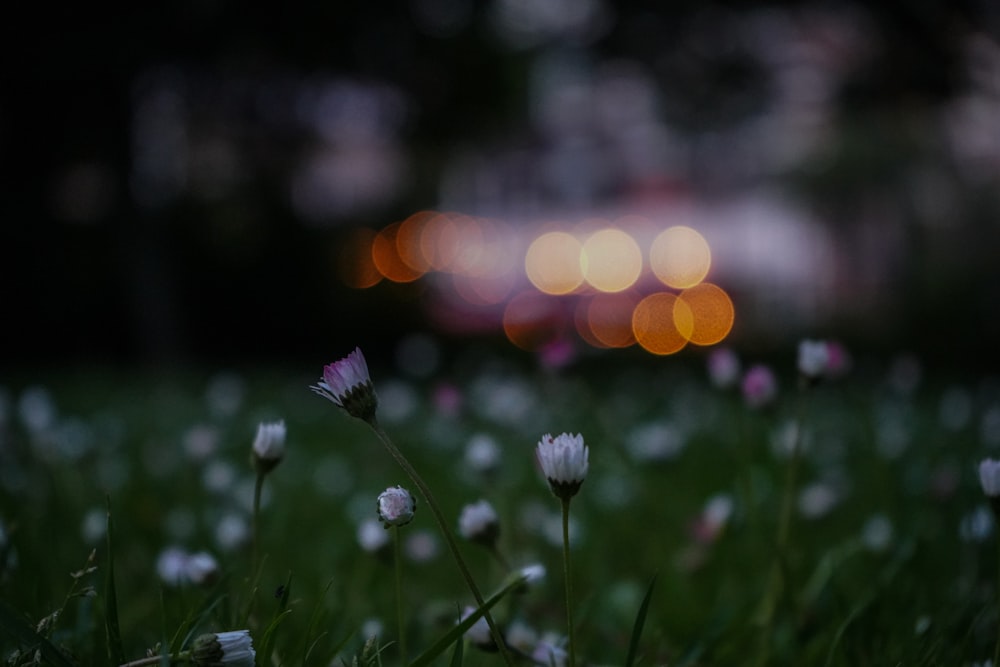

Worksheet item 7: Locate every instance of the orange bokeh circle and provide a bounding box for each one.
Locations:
[632,292,693,355]
[677,283,735,346]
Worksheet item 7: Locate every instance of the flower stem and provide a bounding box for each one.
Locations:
[393,525,407,664]
[994,536,1000,666]
[561,497,577,667]
[370,422,515,667]
[252,471,264,578]
[118,651,187,667]
[756,391,808,666]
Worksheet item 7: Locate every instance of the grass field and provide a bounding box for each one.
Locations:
[0,342,997,665]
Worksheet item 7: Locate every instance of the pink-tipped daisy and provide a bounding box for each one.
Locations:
[311,347,378,422]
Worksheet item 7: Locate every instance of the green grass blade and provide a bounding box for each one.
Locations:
[256,571,294,664]
[0,599,77,667]
[408,568,533,667]
[104,496,125,665]
[624,573,657,667]
[448,626,464,667]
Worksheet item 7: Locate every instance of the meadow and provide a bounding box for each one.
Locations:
[1,341,997,666]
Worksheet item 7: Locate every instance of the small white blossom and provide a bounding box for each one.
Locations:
[707,347,741,389]
[185,551,220,586]
[464,433,502,475]
[536,432,589,499]
[252,420,286,473]
[192,629,255,667]
[357,518,391,552]
[457,500,500,546]
[742,365,778,409]
[460,606,494,648]
[518,563,546,585]
[377,486,416,528]
[798,339,830,379]
[980,458,1000,497]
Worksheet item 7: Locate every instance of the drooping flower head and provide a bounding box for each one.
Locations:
[536,433,589,500]
[311,348,378,423]
[191,629,256,667]
[251,420,286,474]
[458,499,500,548]
[377,486,416,528]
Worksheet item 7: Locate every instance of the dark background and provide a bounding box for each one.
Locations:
[3,0,999,372]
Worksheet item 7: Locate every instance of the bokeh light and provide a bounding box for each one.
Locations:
[372,222,424,283]
[451,269,516,306]
[579,292,639,348]
[503,290,566,350]
[677,283,735,346]
[525,231,585,295]
[338,227,383,289]
[420,211,465,271]
[650,225,711,289]
[632,292,694,355]
[396,210,436,273]
[582,228,643,292]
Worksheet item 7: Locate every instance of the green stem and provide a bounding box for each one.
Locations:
[370,422,515,667]
[756,391,808,667]
[393,526,407,664]
[994,537,1000,666]
[561,497,577,667]
[118,651,186,667]
[252,472,264,577]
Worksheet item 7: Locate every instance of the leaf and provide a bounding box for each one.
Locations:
[624,573,657,667]
[257,571,295,665]
[104,496,125,665]
[0,599,77,667]
[448,628,464,667]
[407,568,533,667]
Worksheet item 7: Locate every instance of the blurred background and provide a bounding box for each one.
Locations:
[3,0,1000,372]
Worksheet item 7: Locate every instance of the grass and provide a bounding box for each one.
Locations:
[0,346,997,665]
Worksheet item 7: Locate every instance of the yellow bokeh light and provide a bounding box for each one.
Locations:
[582,228,642,292]
[677,283,735,346]
[525,231,585,295]
[632,292,694,355]
[650,225,711,289]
